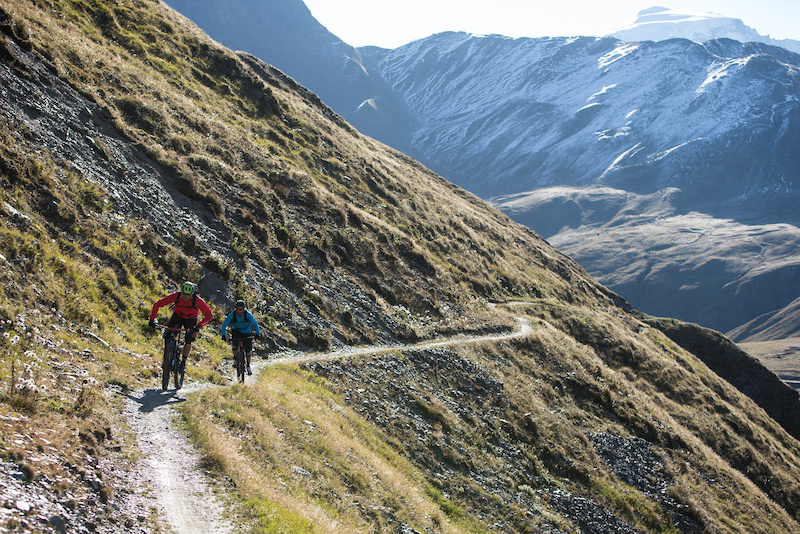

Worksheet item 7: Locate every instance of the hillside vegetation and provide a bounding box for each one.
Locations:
[2,1,800,533]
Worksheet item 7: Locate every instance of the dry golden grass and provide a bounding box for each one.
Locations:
[182,365,470,533]
[177,301,800,532]
[510,304,800,530]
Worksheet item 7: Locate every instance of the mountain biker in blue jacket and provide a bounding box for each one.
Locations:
[221,299,261,375]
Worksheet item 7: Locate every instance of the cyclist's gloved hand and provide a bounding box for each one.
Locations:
[221,335,226,342]
[255,333,261,339]
[149,319,155,329]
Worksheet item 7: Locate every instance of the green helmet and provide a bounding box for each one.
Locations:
[181,281,196,295]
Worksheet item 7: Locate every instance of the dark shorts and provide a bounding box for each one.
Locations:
[165,314,198,343]
[230,331,253,353]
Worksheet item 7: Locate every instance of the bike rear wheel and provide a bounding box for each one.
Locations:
[177,361,185,389]
[172,353,181,390]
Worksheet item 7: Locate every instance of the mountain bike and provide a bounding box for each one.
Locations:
[155,324,192,391]
[228,334,257,384]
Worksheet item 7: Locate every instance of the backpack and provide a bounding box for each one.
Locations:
[172,291,198,310]
[229,310,251,329]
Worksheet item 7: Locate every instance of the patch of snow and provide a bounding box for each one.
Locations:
[600,143,644,178]
[594,127,631,141]
[345,54,369,75]
[588,84,618,101]
[646,138,703,163]
[357,98,378,111]
[578,102,603,113]
[598,43,640,69]
[697,57,751,94]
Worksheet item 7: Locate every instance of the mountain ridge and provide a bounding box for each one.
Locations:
[364,32,800,216]
[164,0,419,157]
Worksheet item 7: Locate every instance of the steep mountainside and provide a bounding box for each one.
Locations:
[729,295,800,342]
[163,0,416,155]
[163,0,800,339]
[3,1,800,532]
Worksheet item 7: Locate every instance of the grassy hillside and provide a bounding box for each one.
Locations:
[2,1,800,532]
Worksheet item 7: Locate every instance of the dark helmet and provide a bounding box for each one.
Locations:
[235,299,246,309]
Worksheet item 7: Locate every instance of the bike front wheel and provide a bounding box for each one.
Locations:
[235,348,246,384]
[161,349,171,391]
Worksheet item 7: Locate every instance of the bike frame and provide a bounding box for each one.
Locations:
[154,324,193,391]
[228,333,257,384]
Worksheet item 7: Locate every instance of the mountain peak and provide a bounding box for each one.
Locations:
[610,5,800,53]
[638,6,670,16]
[635,5,725,21]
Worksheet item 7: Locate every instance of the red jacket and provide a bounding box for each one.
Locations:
[149,291,213,327]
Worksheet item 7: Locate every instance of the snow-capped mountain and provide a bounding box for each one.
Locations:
[362,33,800,220]
[610,6,800,54]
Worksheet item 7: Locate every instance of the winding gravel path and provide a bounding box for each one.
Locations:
[122,317,533,533]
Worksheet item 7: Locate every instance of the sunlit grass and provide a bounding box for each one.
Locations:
[181,365,471,533]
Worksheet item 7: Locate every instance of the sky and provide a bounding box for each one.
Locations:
[302,0,800,49]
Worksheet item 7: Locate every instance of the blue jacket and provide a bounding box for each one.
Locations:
[221,310,260,336]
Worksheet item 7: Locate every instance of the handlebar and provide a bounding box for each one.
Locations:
[227,333,259,341]
[154,324,190,332]
[153,323,205,332]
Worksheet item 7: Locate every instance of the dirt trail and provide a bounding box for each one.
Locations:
[122,317,533,533]
[258,316,533,369]
[123,383,237,534]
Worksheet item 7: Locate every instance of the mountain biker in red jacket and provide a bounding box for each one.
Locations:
[148,282,213,366]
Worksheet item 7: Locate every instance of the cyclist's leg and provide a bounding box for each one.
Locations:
[244,337,253,374]
[180,317,198,363]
